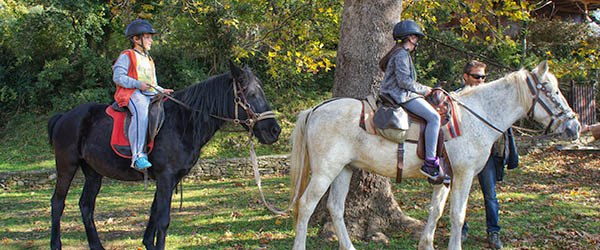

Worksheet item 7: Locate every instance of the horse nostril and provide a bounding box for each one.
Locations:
[272,126,281,135]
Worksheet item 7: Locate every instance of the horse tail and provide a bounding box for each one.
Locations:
[47,113,64,147]
[290,109,313,226]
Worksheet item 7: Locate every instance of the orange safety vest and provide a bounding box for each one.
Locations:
[113,49,155,107]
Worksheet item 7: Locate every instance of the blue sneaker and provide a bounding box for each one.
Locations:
[135,157,152,170]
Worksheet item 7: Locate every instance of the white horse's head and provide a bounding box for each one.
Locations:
[527,61,581,140]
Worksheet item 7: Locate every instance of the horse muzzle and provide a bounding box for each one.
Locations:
[254,119,281,144]
[559,118,581,141]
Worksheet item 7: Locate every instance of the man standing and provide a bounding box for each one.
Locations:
[459,60,519,250]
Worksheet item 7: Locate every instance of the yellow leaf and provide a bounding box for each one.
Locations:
[268,51,277,58]
[275,219,282,225]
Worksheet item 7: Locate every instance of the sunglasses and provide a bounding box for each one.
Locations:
[468,73,486,80]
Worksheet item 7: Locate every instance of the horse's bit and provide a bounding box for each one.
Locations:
[525,72,576,134]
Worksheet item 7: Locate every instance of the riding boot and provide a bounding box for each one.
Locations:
[420,157,440,179]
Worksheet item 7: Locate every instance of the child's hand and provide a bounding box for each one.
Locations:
[140,82,152,91]
[163,89,174,95]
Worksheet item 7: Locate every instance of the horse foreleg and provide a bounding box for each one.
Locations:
[50,160,78,250]
[293,174,336,250]
[447,174,474,250]
[150,174,176,250]
[418,183,450,250]
[143,191,159,249]
[79,166,105,250]
[327,167,355,250]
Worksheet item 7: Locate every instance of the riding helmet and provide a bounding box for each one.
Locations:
[125,19,158,38]
[393,20,425,41]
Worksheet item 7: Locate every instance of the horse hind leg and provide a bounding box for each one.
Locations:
[50,157,79,250]
[79,165,105,250]
[327,166,355,250]
[418,184,450,250]
[293,171,338,250]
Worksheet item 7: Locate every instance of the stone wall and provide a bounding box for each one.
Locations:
[187,154,291,179]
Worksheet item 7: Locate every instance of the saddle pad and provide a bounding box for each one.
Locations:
[442,100,462,139]
[405,101,462,142]
[106,106,154,159]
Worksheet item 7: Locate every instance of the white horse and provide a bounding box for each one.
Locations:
[288,61,580,250]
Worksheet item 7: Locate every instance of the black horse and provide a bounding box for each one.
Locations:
[47,61,281,250]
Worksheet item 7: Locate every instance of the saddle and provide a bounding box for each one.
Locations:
[359,88,462,185]
[105,95,166,158]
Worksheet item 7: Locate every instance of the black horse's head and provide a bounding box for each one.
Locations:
[228,61,281,144]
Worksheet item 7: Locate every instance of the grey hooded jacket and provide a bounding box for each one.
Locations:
[381,48,429,104]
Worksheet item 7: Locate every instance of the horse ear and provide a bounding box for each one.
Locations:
[229,59,244,80]
[534,60,549,77]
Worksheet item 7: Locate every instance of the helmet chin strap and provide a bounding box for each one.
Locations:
[139,36,150,56]
[408,37,419,51]
[132,36,150,56]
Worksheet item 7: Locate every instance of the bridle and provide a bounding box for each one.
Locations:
[210,79,288,215]
[159,77,276,132]
[161,76,280,213]
[445,70,576,136]
[210,79,277,135]
[525,72,576,134]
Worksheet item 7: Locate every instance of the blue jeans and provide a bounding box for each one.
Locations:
[463,156,501,234]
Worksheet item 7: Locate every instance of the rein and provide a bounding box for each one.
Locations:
[207,78,293,215]
[439,88,505,134]
[157,78,280,213]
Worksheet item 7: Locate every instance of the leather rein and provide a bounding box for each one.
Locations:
[209,79,288,214]
[443,71,574,135]
[161,78,284,214]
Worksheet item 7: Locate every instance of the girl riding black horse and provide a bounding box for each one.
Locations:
[48,61,280,250]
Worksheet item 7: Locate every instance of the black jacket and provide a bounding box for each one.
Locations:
[493,128,519,181]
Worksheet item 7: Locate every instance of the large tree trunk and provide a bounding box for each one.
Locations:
[309,0,424,244]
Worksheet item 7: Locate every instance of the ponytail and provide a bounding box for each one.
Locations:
[378,43,403,72]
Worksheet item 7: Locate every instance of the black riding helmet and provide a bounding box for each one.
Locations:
[125,19,157,38]
[393,20,425,41]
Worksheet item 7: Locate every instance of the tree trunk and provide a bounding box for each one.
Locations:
[309,0,424,244]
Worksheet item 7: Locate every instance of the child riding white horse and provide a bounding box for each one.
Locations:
[289,61,580,250]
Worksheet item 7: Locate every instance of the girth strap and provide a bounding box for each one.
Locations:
[396,143,404,183]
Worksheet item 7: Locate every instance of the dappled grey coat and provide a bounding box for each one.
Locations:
[381,48,429,104]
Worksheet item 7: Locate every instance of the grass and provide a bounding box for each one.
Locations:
[1,147,599,250]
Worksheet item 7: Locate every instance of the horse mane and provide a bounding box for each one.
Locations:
[171,72,235,140]
[452,69,532,110]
